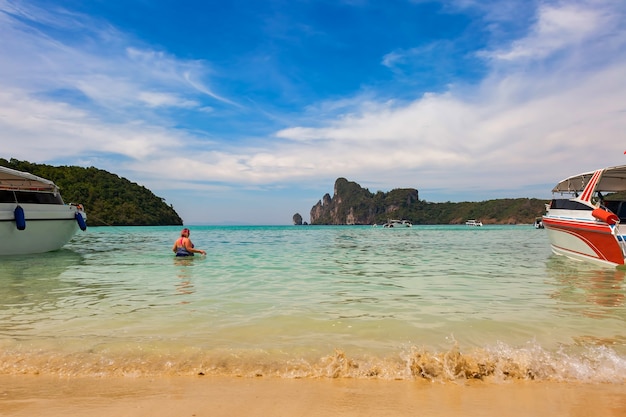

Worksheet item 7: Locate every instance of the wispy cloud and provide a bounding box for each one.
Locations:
[0,1,230,167]
[483,2,615,61]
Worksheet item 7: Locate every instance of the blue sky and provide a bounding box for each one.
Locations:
[1,0,625,224]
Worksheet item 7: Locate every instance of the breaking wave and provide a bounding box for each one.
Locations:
[2,341,625,383]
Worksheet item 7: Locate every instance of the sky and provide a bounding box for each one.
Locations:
[1,0,625,225]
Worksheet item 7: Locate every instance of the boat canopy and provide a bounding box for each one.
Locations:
[551,165,626,193]
[0,166,59,193]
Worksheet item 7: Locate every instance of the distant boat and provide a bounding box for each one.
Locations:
[534,217,544,229]
[382,219,412,228]
[0,166,87,255]
[543,164,626,267]
[465,219,483,227]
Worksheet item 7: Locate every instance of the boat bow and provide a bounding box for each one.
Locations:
[544,165,626,267]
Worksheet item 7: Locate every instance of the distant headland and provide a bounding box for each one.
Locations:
[293,177,547,225]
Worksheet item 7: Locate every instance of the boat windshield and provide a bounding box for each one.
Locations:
[0,190,64,205]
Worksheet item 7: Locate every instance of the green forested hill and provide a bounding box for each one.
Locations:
[402,198,548,225]
[1,158,183,226]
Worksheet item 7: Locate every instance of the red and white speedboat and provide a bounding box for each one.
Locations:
[543,165,626,267]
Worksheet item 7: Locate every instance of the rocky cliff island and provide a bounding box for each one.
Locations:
[299,178,547,225]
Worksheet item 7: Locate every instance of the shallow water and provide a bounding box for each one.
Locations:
[0,225,625,382]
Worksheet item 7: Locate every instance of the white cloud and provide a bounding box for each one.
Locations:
[0,2,226,119]
[138,91,198,108]
[0,88,188,161]
[486,2,610,61]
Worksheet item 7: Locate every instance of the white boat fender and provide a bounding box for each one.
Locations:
[75,212,87,231]
[14,205,26,230]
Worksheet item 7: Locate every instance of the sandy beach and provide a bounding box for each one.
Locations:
[2,376,625,417]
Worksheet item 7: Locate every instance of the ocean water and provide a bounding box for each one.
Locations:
[1,225,625,383]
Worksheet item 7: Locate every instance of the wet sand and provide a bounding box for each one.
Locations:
[2,376,626,417]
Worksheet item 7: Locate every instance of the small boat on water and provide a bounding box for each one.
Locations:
[465,219,483,227]
[534,217,544,229]
[543,165,626,267]
[0,166,86,255]
[382,219,413,228]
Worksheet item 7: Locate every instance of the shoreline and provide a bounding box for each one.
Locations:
[2,375,626,417]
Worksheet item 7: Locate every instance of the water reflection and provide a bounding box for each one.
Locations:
[546,256,626,318]
[0,250,84,334]
[173,257,195,302]
[0,250,83,306]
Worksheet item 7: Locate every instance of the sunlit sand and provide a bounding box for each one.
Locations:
[2,375,625,417]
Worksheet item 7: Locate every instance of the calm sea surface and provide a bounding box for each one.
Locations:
[1,225,625,382]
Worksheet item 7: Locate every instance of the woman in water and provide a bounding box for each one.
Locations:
[172,228,206,256]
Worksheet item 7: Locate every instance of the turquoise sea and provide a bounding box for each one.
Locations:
[1,225,625,382]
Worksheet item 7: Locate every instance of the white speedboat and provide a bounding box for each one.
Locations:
[543,165,626,267]
[465,219,483,226]
[0,166,86,255]
[382,219,413,228]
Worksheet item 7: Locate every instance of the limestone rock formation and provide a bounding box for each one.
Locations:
[309,178,419,225]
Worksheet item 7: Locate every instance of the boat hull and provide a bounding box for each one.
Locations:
[0,203,85,255]
[543,215,625,267]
